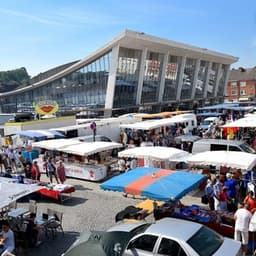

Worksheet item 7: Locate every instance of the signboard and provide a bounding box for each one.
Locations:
[34,100,59,115]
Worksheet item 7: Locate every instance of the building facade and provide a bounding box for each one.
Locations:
[226,67,256,102]
[0,30,238,116]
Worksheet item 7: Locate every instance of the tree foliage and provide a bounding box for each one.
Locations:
[0,67,30,92]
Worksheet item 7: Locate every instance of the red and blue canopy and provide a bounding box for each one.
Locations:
[101,167,205,202]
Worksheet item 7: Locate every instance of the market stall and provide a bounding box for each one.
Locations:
[16,129,65,140]
[34,141,123,181]
[118,146,189,169]
[187,151,256,173]
[101,167,205,202]
[0,177,41,209]
[38,183,75,203]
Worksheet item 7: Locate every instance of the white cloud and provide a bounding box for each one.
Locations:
[0,7,65,26]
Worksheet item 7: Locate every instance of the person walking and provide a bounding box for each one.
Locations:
[56,160,66,184]
[47,158,59,184]
[219,186,229,211]
[234,202,252,256]
[31,160,41,181]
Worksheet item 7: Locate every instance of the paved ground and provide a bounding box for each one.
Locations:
[16,174,204,256]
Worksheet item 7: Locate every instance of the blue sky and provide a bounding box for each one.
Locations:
[0,0,255,77]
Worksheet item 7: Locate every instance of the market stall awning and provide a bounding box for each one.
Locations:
[58,141,123,156]
[32,138,82,151]
[120,114,196,130]
[16,129,65,140]
[100,167,205,202]
[0,177,41,209]
[118,146,189,161]
[222,117,256,128]
[187,151,256,171]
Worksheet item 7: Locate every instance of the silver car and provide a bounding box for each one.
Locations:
[108,218,242,256]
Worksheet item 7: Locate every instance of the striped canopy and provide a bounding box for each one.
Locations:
[16,129,65,140]
[100,167,205,202]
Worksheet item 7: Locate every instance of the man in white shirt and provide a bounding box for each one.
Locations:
[234,203,252,256]
[0,220,15,255]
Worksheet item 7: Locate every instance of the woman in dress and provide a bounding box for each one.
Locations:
[56,160,66,184]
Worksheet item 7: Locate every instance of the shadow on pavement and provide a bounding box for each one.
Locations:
[17,231,79,256]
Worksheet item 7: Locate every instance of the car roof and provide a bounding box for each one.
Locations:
[145,218,201,241]
[109,218,202,241]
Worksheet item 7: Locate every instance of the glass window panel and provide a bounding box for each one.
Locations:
[207,62,218,98]
[163,55,182,101]
[180,57,196,100]
[141,51,164,103]
[114,47,142,108]
[195,60,209,99]
[217,64,229,97]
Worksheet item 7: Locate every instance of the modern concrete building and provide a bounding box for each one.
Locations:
[0,30,238,116]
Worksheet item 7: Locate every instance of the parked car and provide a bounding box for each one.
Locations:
[109,218,242,256]
[63,218,242,256]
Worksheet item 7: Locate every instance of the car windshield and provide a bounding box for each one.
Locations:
[202,120,212,125]
[239,143,256,154]
[187,226,223,256]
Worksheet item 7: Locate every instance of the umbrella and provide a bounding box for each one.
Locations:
[100,167,205,202]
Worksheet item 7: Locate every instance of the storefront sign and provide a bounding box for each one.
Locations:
[34,100,59,115]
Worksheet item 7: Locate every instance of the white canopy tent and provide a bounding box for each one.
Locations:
[58,141,123,156]
[0,177,41,209]
[118,146,189,161]
[222,116,256,128]
[120,114,196,131]
[187,151,256,172]
[32,138,82,151]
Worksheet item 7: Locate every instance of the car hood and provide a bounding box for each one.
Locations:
[213,237,241,256]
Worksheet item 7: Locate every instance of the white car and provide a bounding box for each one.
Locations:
[108,218,242,256]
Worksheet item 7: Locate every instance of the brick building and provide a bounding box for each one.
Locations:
[226,67,256,102]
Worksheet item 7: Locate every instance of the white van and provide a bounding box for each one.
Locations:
[199,116,220,131]
[192,139,255,154]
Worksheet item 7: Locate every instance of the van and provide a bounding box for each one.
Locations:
[192,139,255,154]
[199,116,220,131]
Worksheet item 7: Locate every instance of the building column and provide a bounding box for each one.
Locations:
[158,52,169,102]
[203,62,212,98]
[136,48,148,105]
[191,59,201,99]
[214,63,222,97]
[104,45,120,117]
[176,56,186,101]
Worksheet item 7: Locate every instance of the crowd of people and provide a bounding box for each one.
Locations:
[0,146,66,185]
